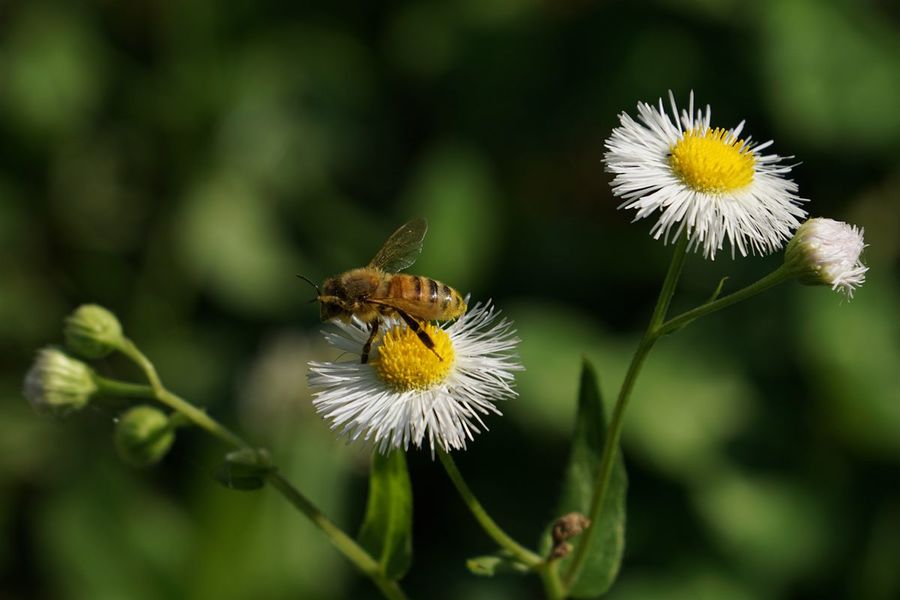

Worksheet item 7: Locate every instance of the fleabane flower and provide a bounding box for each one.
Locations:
[604,91,807,259]
[784,217,868,298]
[308,302,522,453]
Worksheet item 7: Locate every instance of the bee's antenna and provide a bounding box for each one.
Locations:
[296,274,321,303]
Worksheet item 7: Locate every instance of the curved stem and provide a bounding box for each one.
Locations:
[538,560,566,600]
[563,235,689,588]
[114,338,165,392]
[268,473,409,600]
[108,341,410,600]
[437,449,542,568]
[658,265,792,335]
[114,338,248,449]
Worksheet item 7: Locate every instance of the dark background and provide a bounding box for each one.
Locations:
[2,0,899,598]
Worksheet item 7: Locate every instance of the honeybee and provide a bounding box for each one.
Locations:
[306,218,467,364]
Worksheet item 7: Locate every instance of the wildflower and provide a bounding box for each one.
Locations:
[604,91,806,259]
[308,302,522,453]
[23,347,97,416]
[784,217,868,298]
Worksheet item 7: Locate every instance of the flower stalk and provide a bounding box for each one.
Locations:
[437,449,542,569]
[563,236,807,593]
[105,335,409,600]
[437,449,567,598]
[563,234,689,588]
[658,265,793,335]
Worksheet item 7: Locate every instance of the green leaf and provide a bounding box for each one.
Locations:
[543,359,627,597]
[357,449,413,580]
[214,448,274,491]
[466,550,530,577]
[709,276,729,303]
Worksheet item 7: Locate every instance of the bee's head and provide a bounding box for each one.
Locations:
[318,277,347,321]
[319,303,345,321]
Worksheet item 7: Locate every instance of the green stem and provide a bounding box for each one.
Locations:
[538,560,566,600]
[94,375,157,399]
[114,338,165,392]
[114,338,248,449]
[268,473,409,600]
[109,340,410,600]
[658,265,793,336]
[437,450,564,597]
[649,235,692,328]
[563,235,689,589]
[562,247,794,592]
[437,449,542,569]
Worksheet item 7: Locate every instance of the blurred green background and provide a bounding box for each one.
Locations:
[2,0,899,598]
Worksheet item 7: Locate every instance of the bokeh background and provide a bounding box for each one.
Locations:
[2,0,899,598]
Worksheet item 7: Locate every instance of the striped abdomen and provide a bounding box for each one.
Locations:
[380,274,467,321]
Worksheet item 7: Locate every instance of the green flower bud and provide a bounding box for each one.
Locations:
[64,304,124,359]
[114,405,175,467]
[23,348,98,417]
[784,218,868,299]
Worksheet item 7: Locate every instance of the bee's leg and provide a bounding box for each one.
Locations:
[361,321,379,364]
[395,309,443,361]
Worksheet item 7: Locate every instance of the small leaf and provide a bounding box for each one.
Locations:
[357,450,413,580]
[214,448,274,491]
[467,550,530,577]
[709,276,729,302]
[542,359,628,597]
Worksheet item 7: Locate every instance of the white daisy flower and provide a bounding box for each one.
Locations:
[308,302,522,453]
[784,217,868,298]
[604,91,807,259]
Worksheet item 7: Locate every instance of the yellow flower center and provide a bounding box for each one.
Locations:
[669,127,755,193]
[373,323,455,391]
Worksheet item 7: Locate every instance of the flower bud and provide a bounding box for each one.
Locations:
[64,304,124,359]
[23,348,98,417]
[784,218,868,298]
[114,405,175,467]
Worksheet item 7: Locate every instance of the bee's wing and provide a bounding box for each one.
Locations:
[368,217,428,273]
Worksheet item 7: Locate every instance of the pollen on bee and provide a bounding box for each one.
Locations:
[372,323,455,391]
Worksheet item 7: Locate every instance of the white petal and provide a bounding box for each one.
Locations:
[604,92,807,259]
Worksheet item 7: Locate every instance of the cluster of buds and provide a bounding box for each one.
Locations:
[23,304,177,467]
